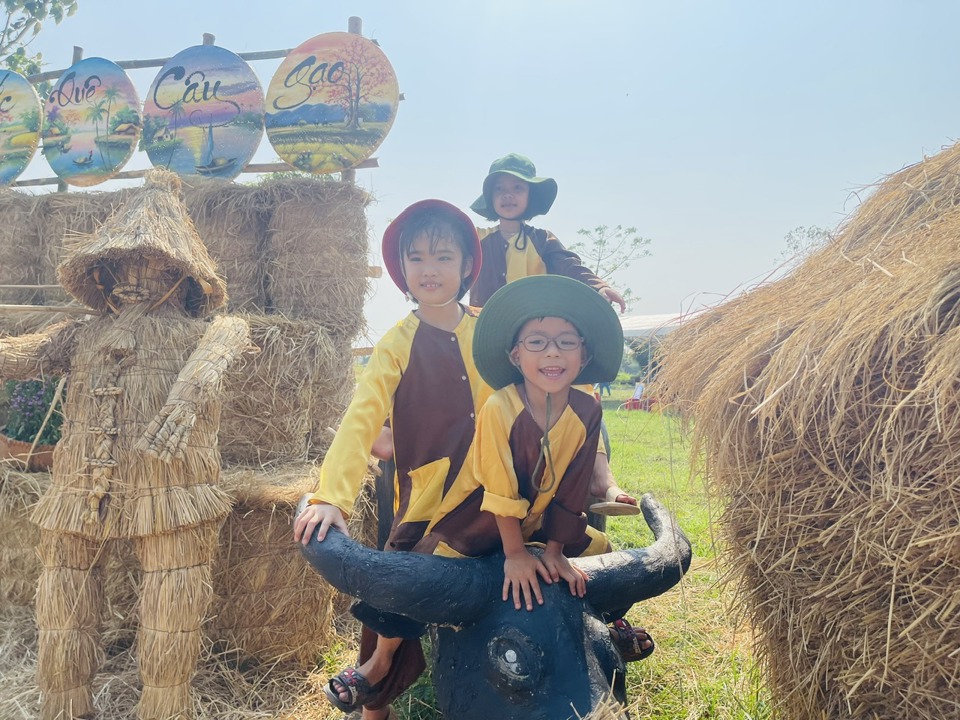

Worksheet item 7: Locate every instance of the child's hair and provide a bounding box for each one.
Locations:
[399,210,475,296]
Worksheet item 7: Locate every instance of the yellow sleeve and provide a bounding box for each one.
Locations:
[309,326,409,515]
[476,393,529,519]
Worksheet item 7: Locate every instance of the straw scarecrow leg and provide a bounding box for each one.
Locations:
[139,316,251,461]
[134,522,220,720]
[35,530,106,720]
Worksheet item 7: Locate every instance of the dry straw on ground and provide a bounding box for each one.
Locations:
[0,467,378,720]
[654,143,960,719]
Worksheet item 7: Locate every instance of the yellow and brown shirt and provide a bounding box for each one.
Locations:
[309,307,492,550]
[416,384,603,558]
[469,225,610,308]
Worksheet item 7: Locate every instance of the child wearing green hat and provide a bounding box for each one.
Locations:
[414,275,653,660]
[294,199,491,720]
[469,152,627,312]
[471,152,637,512]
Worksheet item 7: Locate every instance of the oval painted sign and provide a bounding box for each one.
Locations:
[42,57,141,187]
[143,45,264,181]
[0,70,42,186]
[265,32,399,174]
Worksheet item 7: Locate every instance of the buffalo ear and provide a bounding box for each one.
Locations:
[575,494,692,617]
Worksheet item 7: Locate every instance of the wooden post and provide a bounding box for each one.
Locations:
[56,46,85,193]
[341,17,363,184]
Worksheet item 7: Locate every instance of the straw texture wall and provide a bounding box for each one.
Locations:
[654,144,960,719]
[0,178,369,467]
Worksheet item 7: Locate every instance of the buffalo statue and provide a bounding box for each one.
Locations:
[300,493,691,720]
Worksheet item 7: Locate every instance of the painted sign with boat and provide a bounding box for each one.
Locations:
[42,57,141,187]
[265,32,399,174]
[0,70,42,186]
[142,45,264,181]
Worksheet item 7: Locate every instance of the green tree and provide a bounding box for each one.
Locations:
[1,2,79,98]
[569,224,651,309]
[779,225,832,268]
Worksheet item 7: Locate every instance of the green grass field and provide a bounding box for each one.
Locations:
[337,383,771,720]
[599,385,770,720]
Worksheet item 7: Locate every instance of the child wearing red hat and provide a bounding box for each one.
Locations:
[294,199,490,720]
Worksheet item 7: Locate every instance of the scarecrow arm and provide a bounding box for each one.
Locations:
[140,315,252,461]
[0,320,79,380]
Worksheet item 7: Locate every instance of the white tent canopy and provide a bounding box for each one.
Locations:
[619,313,688,339]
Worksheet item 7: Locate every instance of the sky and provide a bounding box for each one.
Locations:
[16,0,960,343]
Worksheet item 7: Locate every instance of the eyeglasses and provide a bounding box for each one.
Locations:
[516,333,584,353]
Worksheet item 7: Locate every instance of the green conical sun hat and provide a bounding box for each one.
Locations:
[470,153,558,221]
[473,275,623,390]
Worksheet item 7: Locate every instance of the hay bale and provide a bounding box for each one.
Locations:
[262,179,370,339]
[185,181,267,314]
[219,315,355,467]
[0,192,44,336]
[212,465,335,668]
[654,143,960,719]
[0,468,46,606]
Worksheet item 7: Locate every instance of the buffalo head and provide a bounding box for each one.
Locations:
[301,493,691,719]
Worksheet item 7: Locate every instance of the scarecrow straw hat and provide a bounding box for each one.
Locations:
[57,169,227,316]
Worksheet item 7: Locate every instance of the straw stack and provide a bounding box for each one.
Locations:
[212,465,336,667]
[0,179,370,468]
[219,315,355,466]
[263,179,370,339]
[654,143,960,719]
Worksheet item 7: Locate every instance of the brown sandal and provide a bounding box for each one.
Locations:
[611,618,655,662]
[325,667,381,712]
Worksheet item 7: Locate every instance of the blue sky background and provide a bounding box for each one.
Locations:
[19,0,960,342]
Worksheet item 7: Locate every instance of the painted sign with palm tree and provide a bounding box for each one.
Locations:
[142,45,264,181]
[0,70,42,185]
[42,57,140,187]
[265,32,399,175]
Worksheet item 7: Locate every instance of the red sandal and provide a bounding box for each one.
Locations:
[324,667,381,712]
[611,618,655,662]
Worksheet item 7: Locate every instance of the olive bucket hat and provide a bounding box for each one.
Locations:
[473,275,624,390]
[470,153,558,221]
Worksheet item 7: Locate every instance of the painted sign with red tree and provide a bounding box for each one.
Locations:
[265,32,399,175]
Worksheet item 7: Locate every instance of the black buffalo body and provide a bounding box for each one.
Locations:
[301,493,691,719]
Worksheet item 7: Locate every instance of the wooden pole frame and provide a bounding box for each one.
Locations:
[16,17,393,189]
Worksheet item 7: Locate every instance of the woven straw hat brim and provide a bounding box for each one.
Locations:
[57,170,227,315]
[472,275,623,390]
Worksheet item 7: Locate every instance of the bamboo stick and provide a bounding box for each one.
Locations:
[0,304,89,314]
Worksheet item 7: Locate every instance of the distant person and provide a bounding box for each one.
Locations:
[599,381,612,396]
[468,153,637,511]
[468,152,627,312]
[632,378,645,401]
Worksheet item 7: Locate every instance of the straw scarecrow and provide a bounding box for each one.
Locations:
[0,170,251,720]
